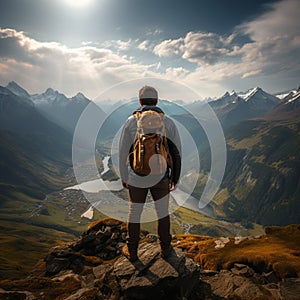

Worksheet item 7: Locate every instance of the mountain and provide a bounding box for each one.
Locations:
[4,82,104,133]
[192,86,300,226]
[209,87,281,129]
[97,98,193,141]
[209,90,238,108]
[274,88,299,100]
[29,87,105,133]
[0,85,80,279]
[198,115,300,226]
[266,87,300,119]
[6,81,31,99]
[283,88,300,107]
[0,85,74,197]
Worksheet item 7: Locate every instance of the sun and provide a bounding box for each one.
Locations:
[63,0,94,7]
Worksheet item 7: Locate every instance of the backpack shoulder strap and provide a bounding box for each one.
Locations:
[133,111,144,136]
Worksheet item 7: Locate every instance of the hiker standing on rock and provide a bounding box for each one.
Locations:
[119,86,181,261]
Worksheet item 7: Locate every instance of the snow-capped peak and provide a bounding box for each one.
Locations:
[285,90,300,104]
[275,90,297,100]
[31,87,69,106]
[238,87,281,105]
[73,92,87,100]
[71,92,90,105]
[75,92,85,99]
[220,90,237,101]
[0,86,15,96]
[44,88,58,96]
[238,87,261,100]
[222,90,237,98]
[6,81,31,98]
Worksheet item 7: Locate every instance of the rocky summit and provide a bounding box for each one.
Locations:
[1,218,300,299]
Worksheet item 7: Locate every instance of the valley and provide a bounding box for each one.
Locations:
[0,82,299,280]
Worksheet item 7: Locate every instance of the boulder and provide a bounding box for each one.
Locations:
[114,242,200,300]
[201,269,274,299]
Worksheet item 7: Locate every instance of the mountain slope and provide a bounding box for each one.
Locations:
[0,85,78,278]
[209,87,281,129]
[6,81,31,99]
[204,117,300,225]
[0,85,75,210]
[266,88,300,120]
[29,86,106,134]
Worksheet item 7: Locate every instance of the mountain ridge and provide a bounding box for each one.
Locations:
[209,87,282,129]
[5,82,106,134]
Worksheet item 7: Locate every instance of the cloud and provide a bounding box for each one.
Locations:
[153,32,233,65]
[153,0,300,72]
[153,38,184,57]
[0,28,156,98]
[152,0,300,91]
[239,0,300,42]
[182,32,232,65]
[165,67,190,79]
[138,40,150,51]
[102,39,132,51]
[146,28,163,36]
[235,0,300,75]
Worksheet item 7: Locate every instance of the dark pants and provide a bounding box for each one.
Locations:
[127,178,172,250]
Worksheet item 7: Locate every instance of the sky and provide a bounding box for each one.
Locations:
[0,0,299,101]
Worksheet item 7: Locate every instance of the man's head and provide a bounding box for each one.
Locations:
[139,86,158,106]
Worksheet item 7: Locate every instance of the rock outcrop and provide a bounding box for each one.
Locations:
[0,218,203,299]
[114,243,200,299]
[1,219,300,299]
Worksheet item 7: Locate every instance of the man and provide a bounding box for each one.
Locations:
[119,86,181,261]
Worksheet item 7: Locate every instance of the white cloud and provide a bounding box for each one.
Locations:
[146,28,163,36]
[153,38,184,57]
[182,32,231,65]
[81,41,99,46]
[0,29,156,98]
[138,40,150,51]
[235,0,300,75]
[239,0,300,42]
[102,39,132,51]
[153,32,232,65]
[165,67,189,79]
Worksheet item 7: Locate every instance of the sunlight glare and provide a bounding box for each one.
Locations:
[63,0,94,7]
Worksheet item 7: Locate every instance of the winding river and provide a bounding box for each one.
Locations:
[64,156,214,219]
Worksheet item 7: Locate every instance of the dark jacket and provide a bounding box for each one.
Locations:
[119,105,181,184]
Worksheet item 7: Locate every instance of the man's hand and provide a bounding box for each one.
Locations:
[169,182,177,191]
[122,180,129,189]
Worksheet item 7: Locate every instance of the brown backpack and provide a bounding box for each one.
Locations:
[130,110,172,176]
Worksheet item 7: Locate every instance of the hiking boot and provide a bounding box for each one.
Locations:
[161,245,173,259]
[122,244,138,262]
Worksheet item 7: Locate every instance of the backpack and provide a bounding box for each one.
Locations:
[130,110,173,176]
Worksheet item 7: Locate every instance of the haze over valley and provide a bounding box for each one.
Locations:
[1,81,300,279]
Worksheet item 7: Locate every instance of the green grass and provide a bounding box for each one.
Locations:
[0,220,77,279]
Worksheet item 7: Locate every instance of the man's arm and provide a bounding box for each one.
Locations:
[119,120,132,187]
[166,119,181,187]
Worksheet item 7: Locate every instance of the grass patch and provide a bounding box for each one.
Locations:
[173,224,300,279]
[0,220,76,280]
[232,185,253,200]
[213,188,229,206]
